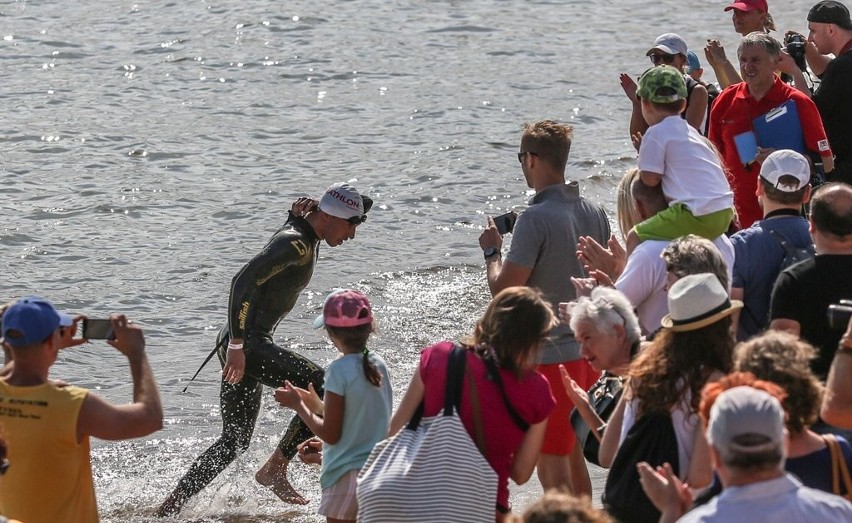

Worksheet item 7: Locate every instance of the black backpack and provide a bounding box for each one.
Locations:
[767,228,815,273]
[603,411,680,523]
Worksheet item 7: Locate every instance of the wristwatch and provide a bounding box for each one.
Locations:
[483,246,500,260]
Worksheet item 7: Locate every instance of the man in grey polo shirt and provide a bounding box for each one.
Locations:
[479,120,610,496]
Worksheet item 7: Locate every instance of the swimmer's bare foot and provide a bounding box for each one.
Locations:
[256,450,309,505]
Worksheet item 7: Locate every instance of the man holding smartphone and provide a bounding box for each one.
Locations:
[479,120,610,497]
[159,182,372,516]
[0,297,163,522]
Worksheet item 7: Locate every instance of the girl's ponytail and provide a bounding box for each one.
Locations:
[362,349,382,387]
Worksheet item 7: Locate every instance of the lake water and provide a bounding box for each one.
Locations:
[0,0,820,520]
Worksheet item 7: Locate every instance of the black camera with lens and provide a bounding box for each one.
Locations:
[827,300,852,330]
[785,33,808,72]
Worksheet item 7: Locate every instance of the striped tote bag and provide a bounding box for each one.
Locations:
[356,346,497,523]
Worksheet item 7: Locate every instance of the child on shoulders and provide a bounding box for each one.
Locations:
[275,290,392,523]
[627,65,734,254]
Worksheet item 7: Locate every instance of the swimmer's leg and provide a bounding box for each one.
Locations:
[251,339,324,505]
[156,375,262,516]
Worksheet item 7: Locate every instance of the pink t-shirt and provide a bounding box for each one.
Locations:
[420,341,556,509]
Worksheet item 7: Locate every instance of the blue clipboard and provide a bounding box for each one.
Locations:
[752,99,806,155]
[734,131,758,166]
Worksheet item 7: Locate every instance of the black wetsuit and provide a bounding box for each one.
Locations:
[169,213,325,502]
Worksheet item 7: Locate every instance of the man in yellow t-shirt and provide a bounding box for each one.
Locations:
[0,297,164,523]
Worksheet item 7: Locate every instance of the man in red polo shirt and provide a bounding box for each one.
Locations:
[709,32,834,229]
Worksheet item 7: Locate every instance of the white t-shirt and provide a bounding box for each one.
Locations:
[615,235,735,336]
[638,115,733,217]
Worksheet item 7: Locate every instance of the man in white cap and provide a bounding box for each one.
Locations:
[678,386,852,522]
[0,297,163,522]
[730,150,814,341]
[159,183,373,515]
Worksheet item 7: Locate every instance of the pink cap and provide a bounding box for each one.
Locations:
[314,290,374,328]
[725,0,768,12]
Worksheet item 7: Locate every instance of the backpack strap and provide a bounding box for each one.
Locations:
[481,353,530,431]
[766,228,815,258]
[404,343,466,431]
[685,75,697,97]
[767,228,794,252]
[824,434,852,500]
[444,344,467,416]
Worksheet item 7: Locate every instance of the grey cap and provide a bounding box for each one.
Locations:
[708,386,785,455]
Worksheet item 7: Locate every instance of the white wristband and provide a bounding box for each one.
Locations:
[227,341,244,351]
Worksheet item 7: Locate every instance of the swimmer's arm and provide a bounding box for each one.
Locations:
[227,238,301,339]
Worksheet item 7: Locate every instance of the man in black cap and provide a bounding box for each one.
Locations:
[807,0,852,184]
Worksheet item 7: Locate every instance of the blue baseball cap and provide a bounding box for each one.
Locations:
[2,296,73,347]
[686,50,702,74]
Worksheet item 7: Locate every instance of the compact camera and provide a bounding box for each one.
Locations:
[785,33,808,73]
[827,300,852,330]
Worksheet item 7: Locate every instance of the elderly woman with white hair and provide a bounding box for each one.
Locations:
[559,287,642,467]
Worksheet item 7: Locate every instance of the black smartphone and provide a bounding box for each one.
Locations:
[493,212,518,235]
[83,318,114,340]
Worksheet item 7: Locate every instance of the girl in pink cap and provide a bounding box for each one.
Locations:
[275,290,392,523]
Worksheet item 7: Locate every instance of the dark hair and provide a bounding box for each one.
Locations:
[2,329,54,350]
[645,96,686,115]
[722,436,784,471]
[472,286,556,377]
[811,182,852,237]
[735,331,823,433]
[521,120,573,173]
[662,235,730,290]
[515,489,614,523]
[699,373,788,472]
[629,317,735,417]
[760,176,809,205]
[325,323,382,387]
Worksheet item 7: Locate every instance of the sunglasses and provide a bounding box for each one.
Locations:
[346,214,367,225]
[649,53,677,65]
[517,151,538,164]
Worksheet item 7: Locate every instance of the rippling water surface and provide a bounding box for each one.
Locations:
[0,0,819,520]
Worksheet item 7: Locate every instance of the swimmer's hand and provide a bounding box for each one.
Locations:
[223,339,246,385]
[290,197,319,217]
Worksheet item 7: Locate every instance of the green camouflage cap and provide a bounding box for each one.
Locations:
[636,65,687,103]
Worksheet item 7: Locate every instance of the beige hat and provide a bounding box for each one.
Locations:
[661,273,743,332]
